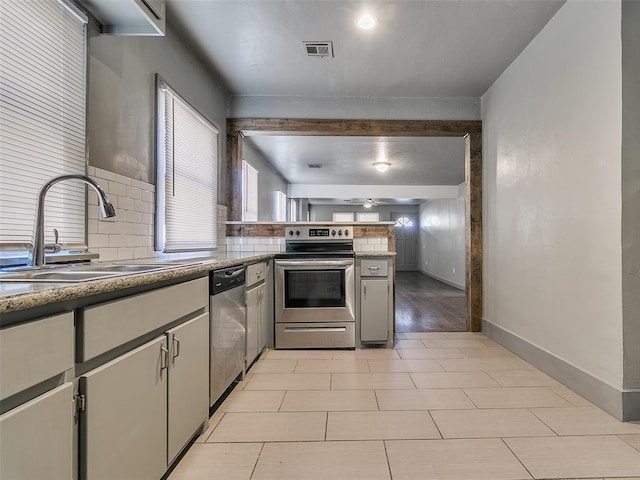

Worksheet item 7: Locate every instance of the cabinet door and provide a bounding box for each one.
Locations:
[0,382,73,480]
[167,313,209,464]
[259,285,269,352]
[245,285,260,366]
[81,336,167,480]
[360,279,389,342]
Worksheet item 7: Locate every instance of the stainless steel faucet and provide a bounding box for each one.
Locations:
[28,174,116,267]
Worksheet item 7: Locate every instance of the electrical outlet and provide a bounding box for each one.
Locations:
[425,260,428,266]
[452,267,456,274]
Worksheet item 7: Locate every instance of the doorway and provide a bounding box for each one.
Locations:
[226,118,482,332]
[391,212,418,271]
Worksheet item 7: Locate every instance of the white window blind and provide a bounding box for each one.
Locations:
[0,0,87,249]
[333,212,354,222]
[357,212,380,222]
[156,80,218,252]
[242,160,258,221]
[274,191,286,222]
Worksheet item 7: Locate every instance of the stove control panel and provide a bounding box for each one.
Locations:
[285,225,353,241]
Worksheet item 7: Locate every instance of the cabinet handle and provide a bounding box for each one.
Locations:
[173,337,181,360]
[160,345,169,371]
[363,281,367,297]
[368,266,380,271]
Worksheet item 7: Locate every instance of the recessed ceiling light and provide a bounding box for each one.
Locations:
[355,14,378,30]
[373,161,391,172]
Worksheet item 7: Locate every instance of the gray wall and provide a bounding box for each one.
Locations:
[622,0,640,390]
[418,195,465,289]
[242,140,289,221]
[309,204,418,222]
[87,19,228,203]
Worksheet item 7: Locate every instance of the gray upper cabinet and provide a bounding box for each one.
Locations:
[81,0,165,36]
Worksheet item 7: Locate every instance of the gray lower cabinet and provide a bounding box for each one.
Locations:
[0,382,73,480]
[81,336,168,480]
[246,260,272,365]
[358,257,394,346]
[246,283,261,366]
[167,312,209,464]
[360,278,390,342]
[81,313,210,479]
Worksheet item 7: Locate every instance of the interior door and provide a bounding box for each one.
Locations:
[391,212,418,271]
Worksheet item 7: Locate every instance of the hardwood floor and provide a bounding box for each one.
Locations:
[395,272,467,332]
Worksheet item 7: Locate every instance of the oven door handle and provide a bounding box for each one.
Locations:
[276,259,353,268]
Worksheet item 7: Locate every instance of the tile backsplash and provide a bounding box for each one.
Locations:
[87,167,156,261]
[354,237,388,252]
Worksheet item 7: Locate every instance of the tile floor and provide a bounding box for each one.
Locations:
[169,332,640,480]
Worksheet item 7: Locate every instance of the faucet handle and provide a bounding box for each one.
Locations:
[44,228,62,254]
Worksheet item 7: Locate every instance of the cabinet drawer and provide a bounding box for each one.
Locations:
[80,277,208,362]
[361,259,389,277]
[246,261,267,287]
[0,312,73,400]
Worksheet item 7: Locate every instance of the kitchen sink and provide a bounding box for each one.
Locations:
[72,264,168,273]
[0,270,120,283]
[0,263,176,283]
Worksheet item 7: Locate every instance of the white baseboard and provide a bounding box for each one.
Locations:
[418,269,465,290]
[482,319,640,421]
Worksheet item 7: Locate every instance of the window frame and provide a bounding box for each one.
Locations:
[154,75,220,252]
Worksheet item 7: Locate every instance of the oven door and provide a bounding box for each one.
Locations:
[275,258,355,323]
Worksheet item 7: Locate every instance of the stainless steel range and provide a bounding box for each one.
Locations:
[274,225,355,349]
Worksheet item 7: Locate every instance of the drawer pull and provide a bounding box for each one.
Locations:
[173,337,181,360]
[160,345,169,371]
[283,327,347,333]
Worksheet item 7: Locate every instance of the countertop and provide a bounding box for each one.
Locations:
[0,252,271,314]
[0,250,396,314]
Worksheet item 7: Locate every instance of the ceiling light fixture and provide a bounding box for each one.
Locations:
[355,14,378,30]
[373,161,391,172]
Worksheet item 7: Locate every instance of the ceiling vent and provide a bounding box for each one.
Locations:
[303,41,334,58]
[308,163,323,169]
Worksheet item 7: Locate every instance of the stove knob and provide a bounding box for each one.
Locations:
[344,229,349,236]
[289,230,294,236]
[295,230,300,236]
[338,230,343,236]
[331,230,337,236]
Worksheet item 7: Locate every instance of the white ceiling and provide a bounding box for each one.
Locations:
[167,0,564,203]
[168,0,564,98]
[245,135,465,185]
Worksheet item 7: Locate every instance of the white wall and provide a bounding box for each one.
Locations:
[242,140,289,221]
[482,1,623,388]
[419,192,465,289]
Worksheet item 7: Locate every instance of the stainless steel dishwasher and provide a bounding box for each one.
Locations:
[210,265,246,407]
